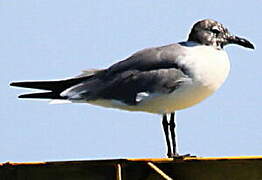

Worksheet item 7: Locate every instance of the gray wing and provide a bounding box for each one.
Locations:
[107,43,189,75]
[62,43,191,105]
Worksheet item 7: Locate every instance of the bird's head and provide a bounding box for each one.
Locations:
[188,19,254,50]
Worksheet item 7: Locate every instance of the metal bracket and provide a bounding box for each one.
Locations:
[147,162,173,180]
[116,163,122,180]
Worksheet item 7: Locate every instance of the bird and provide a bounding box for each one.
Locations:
[10,19,254,158]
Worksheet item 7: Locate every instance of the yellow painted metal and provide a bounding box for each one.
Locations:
[128,156,262,162]
[1,156,262,179]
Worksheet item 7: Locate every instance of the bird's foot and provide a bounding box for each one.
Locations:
[168,153,196,159]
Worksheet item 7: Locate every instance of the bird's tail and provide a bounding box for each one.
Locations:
[10,76,92,99]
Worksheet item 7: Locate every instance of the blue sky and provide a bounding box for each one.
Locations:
[1,1,261,162]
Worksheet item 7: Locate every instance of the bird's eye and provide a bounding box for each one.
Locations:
[210,28,220,34]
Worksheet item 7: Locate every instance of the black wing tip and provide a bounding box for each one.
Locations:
[18,94,31,98]
[17,92,67,99]
[17,93,43,99]
[10,82,18,87]
[10,81,33,88]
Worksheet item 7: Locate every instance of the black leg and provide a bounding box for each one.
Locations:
[162,114,172,157]
[170,112,178,156]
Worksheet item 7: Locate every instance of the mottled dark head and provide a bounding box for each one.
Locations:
[188,19,254,49]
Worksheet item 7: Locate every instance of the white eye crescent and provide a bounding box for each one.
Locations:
[211,26,220,34]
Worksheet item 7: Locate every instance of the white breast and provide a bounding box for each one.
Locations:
[152,46,230,113]
[186,45,230,90]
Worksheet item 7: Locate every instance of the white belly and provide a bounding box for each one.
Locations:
[86,46,230,114]
[134,80,216,113]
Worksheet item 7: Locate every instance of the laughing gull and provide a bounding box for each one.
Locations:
[10,19,254,158]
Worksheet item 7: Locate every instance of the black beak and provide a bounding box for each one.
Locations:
[227,35,255,49]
